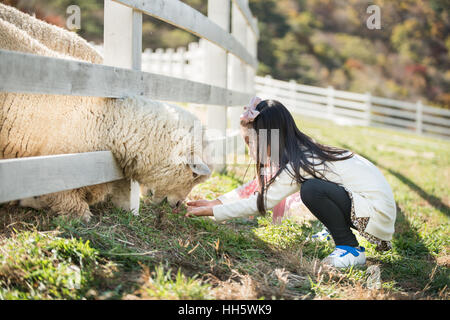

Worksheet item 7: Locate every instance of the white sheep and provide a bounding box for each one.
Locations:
[0,4,212,221]
[0,3,102,64]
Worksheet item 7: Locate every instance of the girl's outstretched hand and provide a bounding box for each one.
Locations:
[186,199,222,207]
[185,206,213,218]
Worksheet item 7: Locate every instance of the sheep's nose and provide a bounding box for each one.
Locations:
[175,200,182,208]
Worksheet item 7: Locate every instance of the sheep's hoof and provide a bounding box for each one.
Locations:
[80,210,92,223]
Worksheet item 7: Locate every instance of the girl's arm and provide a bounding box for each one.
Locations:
[212,165,300,222]
[217,179,259,204]
[186,179,259,216]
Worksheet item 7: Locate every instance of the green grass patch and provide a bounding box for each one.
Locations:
[0,231,115,299]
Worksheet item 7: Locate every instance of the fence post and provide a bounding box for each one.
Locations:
[104,0,141,215]
[263,75,272,97]
[176,47,186,79]
[229,0,248,132]
[245,26,253,95]
[205,0,230,171]
[416,100,423,134]
[244,0,256,96]
[142,48,152,73]
[153,48,163,74]
[365,92,372,127]
[289,79,297,111]
[187,42,198,82]
[199,39,207,83]
[166,48,174,77]
[327,86,335,120]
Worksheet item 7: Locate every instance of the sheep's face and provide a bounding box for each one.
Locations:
[141,156,212,208]
[19,196,47,210]
[138,114,213,208]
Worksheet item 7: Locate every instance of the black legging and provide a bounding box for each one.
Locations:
[300,179,359,247]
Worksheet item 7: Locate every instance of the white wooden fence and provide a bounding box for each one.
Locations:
[0,0,259,214]
[142,41,208,84]
[92,39,210,84]
[255,76,450,140]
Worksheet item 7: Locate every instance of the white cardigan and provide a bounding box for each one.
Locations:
[214,153,396,241]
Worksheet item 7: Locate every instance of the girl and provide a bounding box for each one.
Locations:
[186,97,396,268]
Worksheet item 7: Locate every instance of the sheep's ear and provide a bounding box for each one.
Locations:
[189,157,211,176]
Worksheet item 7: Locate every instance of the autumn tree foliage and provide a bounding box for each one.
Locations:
[2,0,448,108]
[250,0,449,108]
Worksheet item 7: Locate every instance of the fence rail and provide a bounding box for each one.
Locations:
[0,152,123,203]
[114,0,257,68]
[0,49,251,106]
[0,0,259,214]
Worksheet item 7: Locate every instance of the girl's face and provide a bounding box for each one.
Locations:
[240,124,257,160]
[241,125,271,163]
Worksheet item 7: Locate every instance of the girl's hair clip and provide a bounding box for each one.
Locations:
[240,96,262,124]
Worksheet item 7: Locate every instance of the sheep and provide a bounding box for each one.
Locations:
[0,3,102,64]
[0,4,212,221]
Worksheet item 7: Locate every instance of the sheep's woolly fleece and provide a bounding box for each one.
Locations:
[0,3,212,221]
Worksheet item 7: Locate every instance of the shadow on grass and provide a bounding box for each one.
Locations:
[339,145,449,218]
[383,167,449,218]
[341,144,448,296]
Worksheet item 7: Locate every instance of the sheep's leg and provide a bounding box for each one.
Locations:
[47,190,93,222]
[20,190,92,222]
[83,183,113,206]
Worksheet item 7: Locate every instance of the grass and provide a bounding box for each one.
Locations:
[0,116,448,300]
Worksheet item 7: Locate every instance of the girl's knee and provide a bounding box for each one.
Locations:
[300,179,322,204]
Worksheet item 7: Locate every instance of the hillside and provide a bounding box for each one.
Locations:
[250,0,449,109]
[1,0,448,109]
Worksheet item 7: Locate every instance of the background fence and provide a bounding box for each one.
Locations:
[255,76,450,140]
[93,39,209,85]
[0,0,259,213]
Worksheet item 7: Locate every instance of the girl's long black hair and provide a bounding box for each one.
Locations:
[247,99,354,216]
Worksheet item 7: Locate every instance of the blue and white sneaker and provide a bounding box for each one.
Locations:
[322,245,366,268]
[308,228,331,242]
